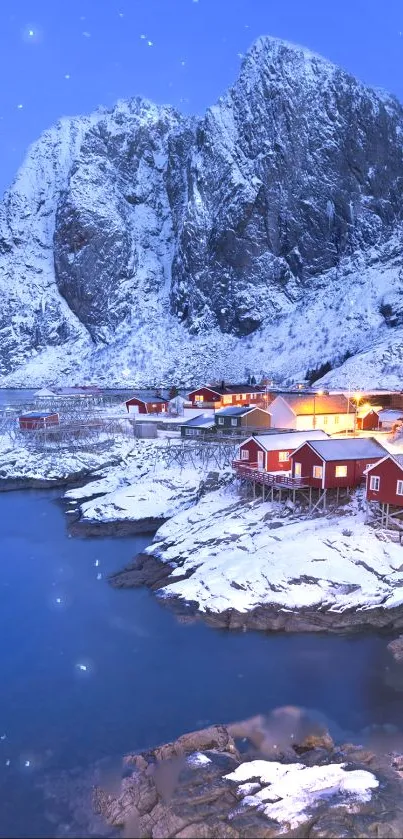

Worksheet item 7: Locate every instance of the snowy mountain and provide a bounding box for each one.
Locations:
[0,36,402,387]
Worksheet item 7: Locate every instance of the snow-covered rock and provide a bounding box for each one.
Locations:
[64,439,232,533]
[119,488,403,631]
[0,432,134,488]
[225,760,378,830]
[0,36,403,387]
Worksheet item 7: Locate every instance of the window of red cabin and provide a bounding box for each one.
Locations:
[370,475,380,491]
[278,451,290,462]
[241,449,249,460]
[397,480,403,496]
[335,465,347,477]
[313,465,323,479]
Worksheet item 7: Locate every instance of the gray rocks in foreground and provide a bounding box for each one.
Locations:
[93,712,403,838]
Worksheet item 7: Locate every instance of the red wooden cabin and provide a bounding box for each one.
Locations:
[235,430,329,472]
[366,454,403,506]
[188,383,265,408]
[19,411,59,430]
[356,408,381,431]
[290,438,388,489]
[125,396,168,415]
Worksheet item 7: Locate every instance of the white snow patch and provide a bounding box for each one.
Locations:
[225,760,378,828]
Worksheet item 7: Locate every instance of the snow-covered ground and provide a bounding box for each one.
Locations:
[225,760,378,830]
[0,431,135,485]
[139,487,403,628]
[65,438,232,526]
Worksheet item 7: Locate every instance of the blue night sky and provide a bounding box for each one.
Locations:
[1,0,402,195]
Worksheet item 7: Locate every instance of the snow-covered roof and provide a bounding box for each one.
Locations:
[242,430,329,452]
[20,411,58,418]
[190,384,265,395]
[275,393,350,415]
[301,437,387,462]
[216,406,268,417]
[366,452,403,474]
[181,416,216,428]
[126,395,168,404]
[378,409,403,422]
[34,388,56,397]
[356,405,381,418]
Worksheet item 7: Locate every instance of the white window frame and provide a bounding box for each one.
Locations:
[242,394,247,400]
[241,449,249,460]
[313,465,323,479]
[397,480,403,496]
[335,465,348,478]
[194,394,204,402]
[218,417,224,425]
[334,415,339,425]
[370,475,380,491]
[278,451,290,463]
[323,415,328,425]
[222,395,232,405]
[231,418,238,427]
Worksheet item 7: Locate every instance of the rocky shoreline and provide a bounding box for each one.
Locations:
[109,551,403,633]
[93,712,403,838]
[68,516,167,538]
[0,471,95,492]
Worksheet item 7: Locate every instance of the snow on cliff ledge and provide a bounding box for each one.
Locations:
[146,489,403,619]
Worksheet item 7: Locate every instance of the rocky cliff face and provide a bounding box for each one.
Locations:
[0,36,402,384]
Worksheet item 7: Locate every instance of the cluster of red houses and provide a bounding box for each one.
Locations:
[233,430,403,515]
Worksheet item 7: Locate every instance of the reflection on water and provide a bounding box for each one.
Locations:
[0,489,402,836]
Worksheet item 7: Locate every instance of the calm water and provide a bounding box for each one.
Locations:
[0,489,402,836]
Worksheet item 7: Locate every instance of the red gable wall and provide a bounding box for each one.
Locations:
[366,457,403,506]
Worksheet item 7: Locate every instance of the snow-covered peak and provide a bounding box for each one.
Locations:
[245,34,339,73]
[0,36,402,386]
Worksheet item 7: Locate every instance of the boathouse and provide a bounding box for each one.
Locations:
[290,437,388,489]
[235,430,329,472]
[125,396,168,415]
[19,411,60,431]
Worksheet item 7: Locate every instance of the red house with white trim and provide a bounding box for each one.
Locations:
[188,383,265,408]
[290,438,388,489]
[125,396,168,415]
[235,430,329,472]
[366,454,403,506]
